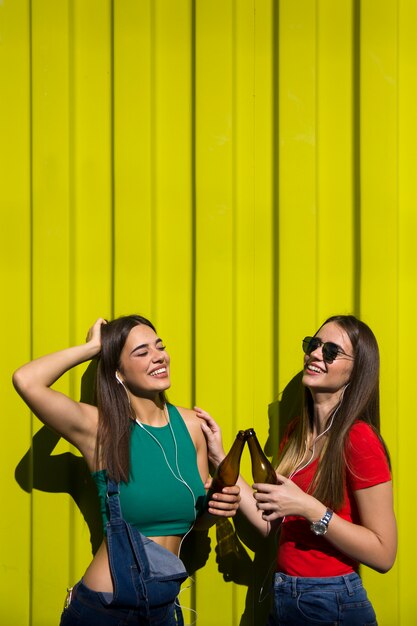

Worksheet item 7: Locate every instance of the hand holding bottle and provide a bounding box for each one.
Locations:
[205,483,241,518]
[253,473,312,521]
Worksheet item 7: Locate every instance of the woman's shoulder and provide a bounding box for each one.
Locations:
[348,420,380,444]
[168,404,197,421]
[169,405,205,445]
[345,420,391,486]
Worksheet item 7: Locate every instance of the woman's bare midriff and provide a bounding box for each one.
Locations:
[83,535,183,592]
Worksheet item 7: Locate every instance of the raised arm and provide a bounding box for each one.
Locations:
[12,319,106,464]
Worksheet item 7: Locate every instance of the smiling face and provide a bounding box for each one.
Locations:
[117,324,171,397]
[302,321,354,396]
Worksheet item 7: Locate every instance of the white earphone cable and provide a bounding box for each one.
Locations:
[288,382,349,480]
[136,407,198,625]
[116,372,199,623]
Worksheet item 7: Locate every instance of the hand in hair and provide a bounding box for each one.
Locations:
[85,318,107,354]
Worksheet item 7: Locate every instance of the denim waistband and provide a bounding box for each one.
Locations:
[273,572,362,595]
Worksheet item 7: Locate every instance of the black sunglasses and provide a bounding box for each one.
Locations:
[302,336,353,364]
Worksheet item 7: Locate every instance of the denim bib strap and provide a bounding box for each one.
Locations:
[106,479,149,612]
[105,477,187,624]
[106,479,123,518]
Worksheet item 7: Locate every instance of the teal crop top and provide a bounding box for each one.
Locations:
[92,404,207,536]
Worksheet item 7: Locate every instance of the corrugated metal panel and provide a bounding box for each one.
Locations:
[1,0,414,623]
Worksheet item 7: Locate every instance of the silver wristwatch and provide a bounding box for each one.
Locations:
[310,508,333,536]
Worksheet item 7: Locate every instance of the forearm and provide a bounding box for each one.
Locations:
[298,491,397,573]
[323,513,397,573]
[13,341,100,392]
[254,477,397,573]
[235,476,270,537]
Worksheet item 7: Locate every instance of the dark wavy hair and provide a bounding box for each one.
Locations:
[277,315,390,510]
[95,314,165,482]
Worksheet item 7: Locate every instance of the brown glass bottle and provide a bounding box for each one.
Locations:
[245,428,278,484]
[208,430,246,494]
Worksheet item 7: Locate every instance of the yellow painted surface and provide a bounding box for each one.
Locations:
[0,0,414,624]
[359,2,400,623]
[0,1,32,623]
[397,2,417,626]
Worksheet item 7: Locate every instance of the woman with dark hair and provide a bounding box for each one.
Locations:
[197,315,397,625]
[13,315,240,626]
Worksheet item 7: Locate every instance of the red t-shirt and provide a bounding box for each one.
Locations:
[277,421,391,577]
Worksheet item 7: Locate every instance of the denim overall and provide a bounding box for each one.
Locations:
[60,478,188,626]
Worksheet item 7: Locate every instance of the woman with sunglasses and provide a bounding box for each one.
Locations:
[197,314,397,625]
[13,315,240,626]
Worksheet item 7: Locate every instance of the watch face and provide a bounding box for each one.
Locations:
[311,521,327,536]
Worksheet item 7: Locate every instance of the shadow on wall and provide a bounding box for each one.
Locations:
[265,371,304,464]
[15,424,104,554]
[14,363,304,625]
[14,361,103,554]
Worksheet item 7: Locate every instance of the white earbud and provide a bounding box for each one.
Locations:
[115,371,123,384]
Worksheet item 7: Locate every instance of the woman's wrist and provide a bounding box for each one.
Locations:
[303,496,327,523]
[209,451,226,469]
[83,339,101,360]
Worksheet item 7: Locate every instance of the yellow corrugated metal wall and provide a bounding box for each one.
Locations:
[1,0,415,624]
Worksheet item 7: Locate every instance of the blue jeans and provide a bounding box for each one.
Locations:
[60,580,179,625]
[267,572,377,625]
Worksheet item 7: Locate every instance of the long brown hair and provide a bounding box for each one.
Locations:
[276,315,390,510]
[94,314,165,482]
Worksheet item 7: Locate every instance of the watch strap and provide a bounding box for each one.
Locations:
[310,508,333,535]
[321,508,333,526]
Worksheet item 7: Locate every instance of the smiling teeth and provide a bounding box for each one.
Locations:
[150,368,166,376]
[308,365,322,373]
